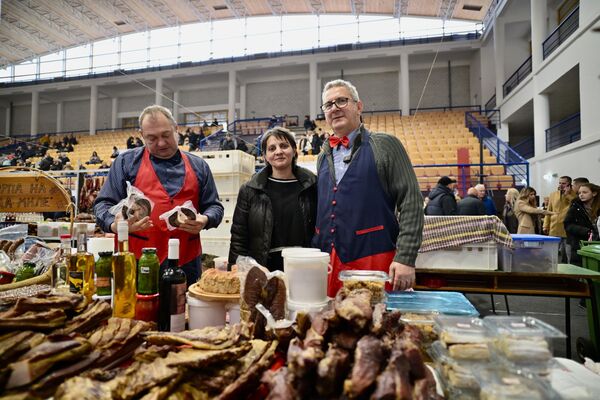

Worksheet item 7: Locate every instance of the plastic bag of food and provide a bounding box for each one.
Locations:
[109,181,153,221]
[159,200,198,231]
[21,240,55,275]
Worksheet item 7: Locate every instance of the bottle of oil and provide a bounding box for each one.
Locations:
[112,221,136,318]
[51,234,71,293]
[75,224,95,302]
[158,239,187,332]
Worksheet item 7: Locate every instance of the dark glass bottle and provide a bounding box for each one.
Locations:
[158,239,186,332]
[138,248,159,295]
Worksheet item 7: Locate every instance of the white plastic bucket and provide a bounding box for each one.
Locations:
[287,298,330,320]
[226,302,241,324]
[186,293,227,329]
[281,247,321,258]
[284,251,330,303]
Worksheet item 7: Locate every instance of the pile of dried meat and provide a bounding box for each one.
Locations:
[0,291,152,399]
[262,287,441,399]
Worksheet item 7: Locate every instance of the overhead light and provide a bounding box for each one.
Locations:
[213,5,228,11]
[463,4,483,12]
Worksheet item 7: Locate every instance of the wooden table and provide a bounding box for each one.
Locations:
[415,264,600,359]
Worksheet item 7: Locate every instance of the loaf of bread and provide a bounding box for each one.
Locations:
[198,267,240,294]
[447,342,490,360]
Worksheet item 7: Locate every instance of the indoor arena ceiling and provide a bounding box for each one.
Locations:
[0,0,492,67]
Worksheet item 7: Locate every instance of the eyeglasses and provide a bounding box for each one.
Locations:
[321,97,354,112]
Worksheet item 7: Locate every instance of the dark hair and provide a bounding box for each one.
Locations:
[560,176,572,184]
[574,177,589,185]
[261,126,297,166]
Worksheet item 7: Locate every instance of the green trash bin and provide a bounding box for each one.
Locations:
[577,242,600,360]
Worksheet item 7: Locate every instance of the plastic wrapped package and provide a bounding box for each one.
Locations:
[108,181,154,221]
[159,200,198,231]
[338,269,388,304]
[386,291,479,316]
[474,368,561,400]
[434,316,490,361]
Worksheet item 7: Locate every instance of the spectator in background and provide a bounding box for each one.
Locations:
[573,177,590,194]
[65,142,74,152]
[211,118,219,127]
[475,183,498,215]
[237,138,249,153]
[220,133,238,150]
[100,161,110,169]
[87,151,102,165]
[515,187,555,234]
[68,133,78,145]
[202,120,209,129]
[63,161,74,171]
[110,146,120,159]
[126,136,136,149]
[50,159,63,171]
[135,137,144,147]
[502,188,520,234]
[38,154,53,171]
[188,129,199,152]
[14,146,23,160]
[303,115,312,132]
[268,115,278,129]
[425,176,458,215]
[39,134,50,148]
[58,152,70,166]
[311,130,323,155]
[298,133,311,155]
[543,176,576,262]
[564,183,600,266]
[458,187,487,216]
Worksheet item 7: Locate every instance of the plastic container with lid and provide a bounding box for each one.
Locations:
[508,234,560,272]
[429,341,482,393]
[287,298,330,320]
[474,368,561,400]
[434,316,489,345]
[284,251,329,303]
[135,293,159,323]
[187,293,227,329]
[386,291,479,316]
[338,270,389,304]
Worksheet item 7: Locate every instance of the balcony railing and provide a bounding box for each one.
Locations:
[485,93,496,110]
[502,56,532,97]
[543,6,579,60]
[513,137,534,159]
[546,112,581,152]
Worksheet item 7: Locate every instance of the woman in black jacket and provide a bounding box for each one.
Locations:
[229,127,317,271]
[564,183,600,265]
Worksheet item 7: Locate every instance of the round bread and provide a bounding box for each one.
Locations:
[168,207,196,227]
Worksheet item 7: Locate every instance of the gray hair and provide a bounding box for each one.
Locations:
[139,105,177,129]
[322,79,360,103]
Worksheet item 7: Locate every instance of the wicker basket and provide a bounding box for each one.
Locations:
[0,268,52,292]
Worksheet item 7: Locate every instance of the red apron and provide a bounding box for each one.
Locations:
[328,247,395,297]
[130,149,201,265]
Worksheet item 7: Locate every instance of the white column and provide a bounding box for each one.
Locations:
[155,77,163,106]
[400,53,410,116]
[172,91,180,124]
[89,85,98,136]
[111,97,119,129]
[530,0,547,70]
[309,62,318,119]
[493,20,505,104]
[533,93,550,158]
[5,107,11,137]
[30,91,39,137]
[56,102,63,133]
[228,70,236,125]
[239,84,247,119]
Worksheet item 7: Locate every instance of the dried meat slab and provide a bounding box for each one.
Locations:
[0,309,67,331]
[142,324,242,350]
[55,300,112,335]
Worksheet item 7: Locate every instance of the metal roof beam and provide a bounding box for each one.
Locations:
[0,42,33,63]
[186,0,213,22]
[38,0,116,39]
[223,1,249,19]
[307,0,326,15]
[81,0,145,32]
[4,1,80,46]
[265,0,286,16]
[0,21,54,54]
[350,0,365,16]
[394,0,409,18]
[439,0,459,20]
[124,0,171,27]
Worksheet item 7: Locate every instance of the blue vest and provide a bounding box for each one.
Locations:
[312,130,399,263]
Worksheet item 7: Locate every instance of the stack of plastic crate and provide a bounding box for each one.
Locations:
[198,150,255,257]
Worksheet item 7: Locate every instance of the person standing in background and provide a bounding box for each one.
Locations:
[564,183,600,266]
[502,188,520,233]
[425,176,458,216]
[543,176,576,262]
[458,187,487,216]
[515,187,555,234]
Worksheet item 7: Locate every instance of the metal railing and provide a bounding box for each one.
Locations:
[465,111,529,187]
[502,55,532,97]
[545,112,581,152]
[483,109,501,131]
[512,137,534,159]
[543,6,579,60]
[485,93,496,110]
[409,105,481,115]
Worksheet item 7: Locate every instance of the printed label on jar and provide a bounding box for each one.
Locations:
[96,277,110,288]
[140,266,150,274]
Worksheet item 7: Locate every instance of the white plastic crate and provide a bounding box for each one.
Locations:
[203,217,233,238]
[201,236,230,258]
[213,172,252,195]
[200,150,256,175]
[415,241,498,270]
[219,194,238,218]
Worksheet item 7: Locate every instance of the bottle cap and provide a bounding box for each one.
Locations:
[168,238,179,260]
[59,234,72,239]
[117,220,129,238]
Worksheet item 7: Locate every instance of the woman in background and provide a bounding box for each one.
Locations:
[564,183,600,265]
[514,187,555,234]
[229,127,317,271]
[502,188,520,233]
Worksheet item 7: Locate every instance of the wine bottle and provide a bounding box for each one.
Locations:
[158,238,187,332]
[112,221,137,318]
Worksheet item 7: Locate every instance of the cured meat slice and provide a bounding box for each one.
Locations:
[317,345,351,398]
[343,335,384,398]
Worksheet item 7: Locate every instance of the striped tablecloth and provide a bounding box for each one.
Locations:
[419,216,513,253]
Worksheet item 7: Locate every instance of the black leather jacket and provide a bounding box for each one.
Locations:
[564,198,599,265]
[228,165,317,266]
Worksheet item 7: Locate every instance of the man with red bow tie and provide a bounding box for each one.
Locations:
[313,79,424,296]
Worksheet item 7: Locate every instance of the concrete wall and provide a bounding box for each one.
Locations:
[179,87,228,108]
[97,98,112,131]
[480,37,496,106]
[343,71,399,111]
[409,65,470,109]
[118,94,154,113]
[38,103,56,133]
[63,100,90,132]
[11,105,31,135]
[246,79,309,118]
[0,109,6,135]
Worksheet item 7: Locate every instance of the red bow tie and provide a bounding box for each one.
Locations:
[329,135,350,149]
